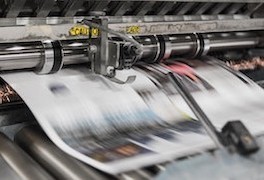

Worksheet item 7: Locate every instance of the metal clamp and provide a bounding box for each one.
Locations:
[50,40,64,74]
[37,40,64,74]
[191,33,201,58]
[202,36,210,56]
[37,40,55,74]
[163,35,172,61]
[152,35,161,62]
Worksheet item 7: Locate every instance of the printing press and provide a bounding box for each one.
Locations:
[0,0,263,179]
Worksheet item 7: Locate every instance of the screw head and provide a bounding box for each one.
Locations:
[88,45,97,53]
[106,66,115,77]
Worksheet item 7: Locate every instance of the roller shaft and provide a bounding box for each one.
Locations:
[0,32,261,71]
[0,39,89,71]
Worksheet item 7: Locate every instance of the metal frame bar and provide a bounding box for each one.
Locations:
[0,1,261,18]
[0,17,261,42]
[62,0,85,17]
[108,18,264,35]
[35,0,55,17]
[167,72,224,148]
[5,0,27,18]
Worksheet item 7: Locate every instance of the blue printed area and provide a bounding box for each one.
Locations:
[103,108,163,133]
[153,130,176,140]
[49,83,70,95]
[172,120,204,134]
[130,134,153,144]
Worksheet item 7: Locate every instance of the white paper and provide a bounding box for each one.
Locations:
[2,59,264,174]
[1,67,214,174]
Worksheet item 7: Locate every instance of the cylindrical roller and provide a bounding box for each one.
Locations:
[0,155,22,179]
[0,39,89,71]
[134,34,198,62]
[0,31,261,71]
[61,39,89,65]
[0,132,54,180]
[169,33,203,58]
[15,125,108,180]
[209,36,259,51]
[0,41,43,70]
[139,32,261,62]
[133,35,160,63]
[167,32,260,58]
[169,34,198,57]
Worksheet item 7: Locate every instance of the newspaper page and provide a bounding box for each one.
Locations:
[1,67,215,174]
[141,59,264,135]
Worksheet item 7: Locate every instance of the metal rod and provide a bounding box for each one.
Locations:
[0,32,260,71]
[139,33,260,62]
[0,39,89,71]
[167,72,225,149]
[209,36,259,51]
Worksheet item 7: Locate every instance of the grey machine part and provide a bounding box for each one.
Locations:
[0,131,54,180]
[15,125,109,180]
[0,1,261,77]
[0,32,262,76]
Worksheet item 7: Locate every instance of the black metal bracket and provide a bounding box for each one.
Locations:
[222,121,259,155]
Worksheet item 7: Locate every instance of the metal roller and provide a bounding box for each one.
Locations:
[0,31,261,72]
[208,33,260,51]
[0,39,89,72]
[122,31,261,63]
[133,35,160,63]
[0,155,22,180]
[15,125,109,180]
[0,41,43,70]
[60,39,89,65]
[0,132,53,180]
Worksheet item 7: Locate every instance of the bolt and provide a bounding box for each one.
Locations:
[88,45,97,53]
[106,66,115,77]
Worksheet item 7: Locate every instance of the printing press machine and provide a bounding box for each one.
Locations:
[0,0,263,179]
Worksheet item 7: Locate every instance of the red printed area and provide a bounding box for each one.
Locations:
[163,62,199,82]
